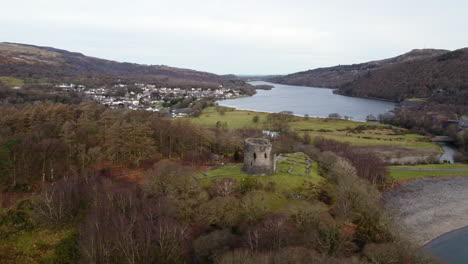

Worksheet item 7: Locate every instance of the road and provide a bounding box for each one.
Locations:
[389,167,468,172]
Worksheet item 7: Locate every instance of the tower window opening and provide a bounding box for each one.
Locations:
[264,153,267,159]
[253,153,257,160]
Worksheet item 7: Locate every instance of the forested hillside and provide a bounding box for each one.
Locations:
[339,49,468,103]
[0,42,254,92]
[270,49,468,103]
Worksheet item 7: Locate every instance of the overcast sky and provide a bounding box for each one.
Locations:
[2,0,468,75]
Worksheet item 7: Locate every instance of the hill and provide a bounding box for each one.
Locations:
[269,49,468,103]
[0,42,252,91]
[339,49,468,103]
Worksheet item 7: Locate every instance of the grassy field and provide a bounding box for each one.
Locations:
[190,106,438,150]
[191,106,370,130]
[299,130,435,149]
[0,76,24,87]
[191,107,267,129]
[196,153,322,194]
[406,98,428,102]
[0,227,74,264]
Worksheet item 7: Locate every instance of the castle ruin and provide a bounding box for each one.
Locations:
[243,138,274,175]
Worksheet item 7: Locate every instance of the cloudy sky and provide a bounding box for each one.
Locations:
[2,0,468,74]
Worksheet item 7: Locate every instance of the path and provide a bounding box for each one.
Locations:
[389,167,468,172]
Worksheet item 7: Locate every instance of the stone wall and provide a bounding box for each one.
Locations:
[243,138,273,175]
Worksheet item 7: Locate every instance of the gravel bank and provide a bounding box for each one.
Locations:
[384,177,468,245]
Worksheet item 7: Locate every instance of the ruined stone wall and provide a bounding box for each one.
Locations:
[243,138,273,175]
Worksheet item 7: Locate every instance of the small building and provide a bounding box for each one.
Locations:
[172,108,192,117]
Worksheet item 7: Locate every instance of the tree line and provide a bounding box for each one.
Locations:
[0,103,243,190]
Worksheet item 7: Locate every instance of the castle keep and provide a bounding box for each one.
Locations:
[243,138,274,175]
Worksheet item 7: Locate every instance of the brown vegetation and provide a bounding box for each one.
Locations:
[270,48,468,103]
[0,102,440,263]
[0,42,256,94]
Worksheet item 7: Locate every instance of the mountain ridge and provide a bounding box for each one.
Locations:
[0,42,252,91]
[268,49,449,89]
[269,48,468,104]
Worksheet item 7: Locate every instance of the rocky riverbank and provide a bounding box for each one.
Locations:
[383,177,468,245]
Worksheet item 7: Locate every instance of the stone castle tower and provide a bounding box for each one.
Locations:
[243,138,274,175]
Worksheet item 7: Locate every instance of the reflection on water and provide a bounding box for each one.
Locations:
[218,81,396,122]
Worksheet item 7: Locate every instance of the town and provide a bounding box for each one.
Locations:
[57,82,244,117]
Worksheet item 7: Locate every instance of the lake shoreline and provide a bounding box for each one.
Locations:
[218,81,397,122]
[425,224,468,246]
[213,104,363,121]
[383,176,468,246]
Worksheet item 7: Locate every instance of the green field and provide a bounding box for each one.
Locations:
[190,106,438,149]
[406,98,428,102]
[191,106,370,130]
[0,76,24,87]
[191,107,267,129]
[196,152,322,194]
[0,226,74,263]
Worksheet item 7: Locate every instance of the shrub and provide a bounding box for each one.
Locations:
[33,177,84,227]
[284,181,320,200]
[315,224,345,256]
[239,177,262,194]
[194,229,239,263]
[287,202,327,232]
[354,206,393,248]
[240,191,268,224]
[233,150,240,161]
[211,178,238,197]
[142,160,208,220]
[51,232,80,264]
[199,197,241,227]
[215,247,339,264]
[264,181,276,192]
[215,249,253,264]
[0,209,33,239]
[363,243,399,264]
[314,137,388,185]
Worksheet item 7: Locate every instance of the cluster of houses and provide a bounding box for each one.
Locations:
[439,116,468,131]
[56,82,243,116]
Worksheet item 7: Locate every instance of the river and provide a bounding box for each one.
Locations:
[438,142,457,163]
[218,81,397,122]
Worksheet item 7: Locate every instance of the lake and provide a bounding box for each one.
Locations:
[218,81,397,122]
[426,226,468,264]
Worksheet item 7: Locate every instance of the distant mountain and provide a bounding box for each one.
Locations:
[269,49,468,104]
[0,42,252,92]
